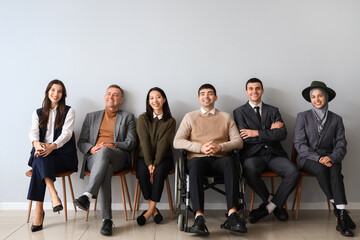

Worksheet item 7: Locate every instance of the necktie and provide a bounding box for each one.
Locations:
[254,106,261,123]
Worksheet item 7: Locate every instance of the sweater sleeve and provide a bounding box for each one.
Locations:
[219,114,243,152]
[154,118,176,167]
[137,114,153,167]
[173,112,202,153]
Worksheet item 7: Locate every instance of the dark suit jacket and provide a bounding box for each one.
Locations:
[77,109,137,178]
[233,101,288,159]
[294,110,347,168]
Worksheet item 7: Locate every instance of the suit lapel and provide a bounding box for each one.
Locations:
[93,111,105,143]
[261,103,268,129]
[245,102,262,128]
[114,110,123,141]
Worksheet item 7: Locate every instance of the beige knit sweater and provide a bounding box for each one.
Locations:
[173,109,243,160]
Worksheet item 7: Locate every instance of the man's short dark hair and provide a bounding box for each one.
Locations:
[246,78,263,90]
[198,83,217,96]
[107,84,124,97]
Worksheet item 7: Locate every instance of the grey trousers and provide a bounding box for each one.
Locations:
[85,147,128,219]
[243,151,300,208]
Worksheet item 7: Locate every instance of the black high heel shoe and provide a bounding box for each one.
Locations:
[137,210,147,226]
[31,211,45,232]
[53,199,63,213]
[153,208,163,224]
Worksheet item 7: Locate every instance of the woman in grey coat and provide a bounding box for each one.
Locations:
[294,81,355,237]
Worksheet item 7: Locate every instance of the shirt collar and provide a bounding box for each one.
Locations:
[153,112,163,120]
[201,108,216,115]
[248,101,262,109]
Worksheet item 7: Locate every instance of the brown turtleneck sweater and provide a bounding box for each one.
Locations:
[96,107,117,145]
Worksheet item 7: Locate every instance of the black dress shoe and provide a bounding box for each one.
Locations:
[100,219,113,236]
[221,212,247,233]
[249,203,269,224]
[189,215,209,235]
[273,207,289,221]
[153,208,163,224]
[53,200,63,213]
[31,211,45,232]
[74,195,90,211]
[333,203,356,230]
[336,209,354,237]
[137,210,147,226]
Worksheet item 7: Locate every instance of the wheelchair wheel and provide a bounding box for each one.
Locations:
[178,213,184,231]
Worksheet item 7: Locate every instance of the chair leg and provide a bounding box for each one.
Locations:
[119,175,128,220]
[292,181,299,210]
[86,208,90,221]
[27,200,33,223]
[67,175,77,212]
[94,198,97,211]
[123,175,132,211]
[166,176,174,220]
[132,179,139,220]
[136,184,141,210]
[295,176,304,220]
[327,199,331,212]
[250,190,255,211]
[62,176,68,221]
[271,177,275,194]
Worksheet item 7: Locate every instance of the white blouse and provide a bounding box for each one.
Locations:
[28,107,75,149]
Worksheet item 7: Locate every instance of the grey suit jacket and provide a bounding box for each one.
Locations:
[233,101,288,159]
[294,110,347,168]
[77,109,137,179]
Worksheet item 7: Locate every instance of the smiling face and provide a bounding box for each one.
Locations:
[48,84,63,108]
[198,88,217,111]
[105,87,123,110]
[246,82,264,105]
[311,89,326,109]
[148,90,166,115]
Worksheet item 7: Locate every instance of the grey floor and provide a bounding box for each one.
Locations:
[1,209,358,240]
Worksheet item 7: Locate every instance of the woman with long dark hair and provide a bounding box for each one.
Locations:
[294,81,355,237]
[27,79,78,232]
[136,87,176,225]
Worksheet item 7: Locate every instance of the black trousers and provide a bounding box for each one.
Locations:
[242,150,300,208]
[27,151,77,202]
[186,156,240,213]
[301,160,347,205]
[136,157,173,202]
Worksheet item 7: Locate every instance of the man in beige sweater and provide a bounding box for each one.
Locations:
[173,83,246,235]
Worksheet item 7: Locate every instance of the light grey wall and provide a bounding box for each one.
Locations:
[1,0,360,208]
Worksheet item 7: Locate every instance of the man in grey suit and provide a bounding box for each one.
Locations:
[74,84,136,236]
[233,78,299,223]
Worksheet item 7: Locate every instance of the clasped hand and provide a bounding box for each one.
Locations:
[201,140,222,156]
[34,141,56,157]
[319,156,332,167]
[90,142,115,155]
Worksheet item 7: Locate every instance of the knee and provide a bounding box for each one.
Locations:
[95,148,112,161]
[286,165,300,181]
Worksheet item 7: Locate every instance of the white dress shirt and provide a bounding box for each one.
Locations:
[248,101,263,116]
[153,112,163,120]
[200,107,216,115]
[28,107,75,149]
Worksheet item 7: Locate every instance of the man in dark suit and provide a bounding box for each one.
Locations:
[233,78,299,223]
[74,84,136,235]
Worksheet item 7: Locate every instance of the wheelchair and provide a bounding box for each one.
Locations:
[174,149,246,232]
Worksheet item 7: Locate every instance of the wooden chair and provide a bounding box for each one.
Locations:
[131,168,174,220]
[26,170,77,222]
[84,168,132,221]
[291,144,331,220]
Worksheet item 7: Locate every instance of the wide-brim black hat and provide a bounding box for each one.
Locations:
[302,81,336,102]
